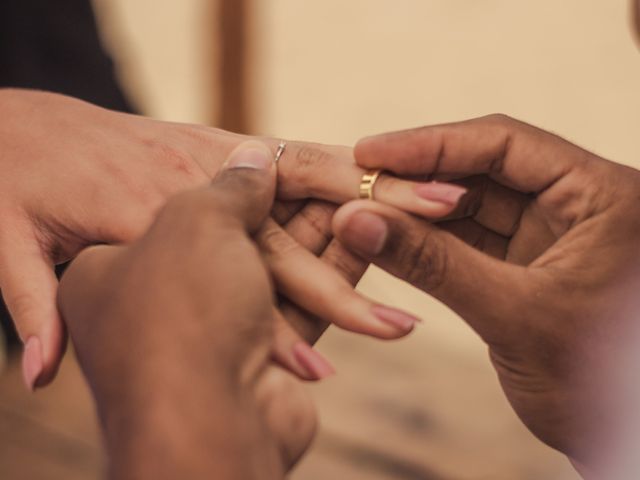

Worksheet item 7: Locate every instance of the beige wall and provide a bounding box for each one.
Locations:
[93,1,640,478]
[251,0,640,166]
[92,0,218,124]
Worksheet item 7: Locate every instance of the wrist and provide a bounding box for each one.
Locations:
[106,393,240,479]
[92,349,285,480]
[103,380,281,480]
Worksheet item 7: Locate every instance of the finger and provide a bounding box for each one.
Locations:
[320,239,368,286]
[207,140,278,233]
[273,200,351,373]
[279,240,369,344]
[253,365,318,469]
[282,200,336,253]
[462,177,530,237]
[274,200,368,377]
[277,200,336,344]
[355,114,590,193]
[272,240,367,380]
[0,229,67,390]
[436,176,530,237]
[264,140,466,219]
[333,200,537,342]
[258,218,418,339]
[185,132,465,218]
[271,308,335,382]
[272,200,306,225]
[438,218,510,260]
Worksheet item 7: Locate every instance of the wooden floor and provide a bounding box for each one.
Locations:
[0,271,581,480]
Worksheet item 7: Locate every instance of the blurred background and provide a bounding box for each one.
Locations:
[2,1,640,479]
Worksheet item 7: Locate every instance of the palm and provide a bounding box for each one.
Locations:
[447,166,640,459]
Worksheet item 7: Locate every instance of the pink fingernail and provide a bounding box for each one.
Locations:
[415,182,467,206]
[22,337,43,392]
[293,342,336,380]
[372,305,420,332]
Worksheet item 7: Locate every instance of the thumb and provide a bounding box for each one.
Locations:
[0,232,67,390]
[333,200,536,343]
[210,140,277,233]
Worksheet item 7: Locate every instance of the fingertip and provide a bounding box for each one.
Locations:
[355,134,377,151]
[210,140,278,231]
[332,200,376,235]
[22,336,43,391]
[222,140,275,174]
[31,311,68,389]
[354,135,381,168]
[333,202,389,259]
[23,324,67,390]
[292,342,336,380]
[371,305,419,333]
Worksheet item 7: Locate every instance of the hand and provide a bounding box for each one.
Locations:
[333,115,640,476]
[1,89,461,388]
[58,142,313,479]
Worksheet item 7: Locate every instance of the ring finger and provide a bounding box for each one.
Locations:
[258,218,419,340]
[266,140,467,219]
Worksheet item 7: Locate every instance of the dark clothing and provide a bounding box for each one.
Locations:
[0,0,134,345]
[0,0,133,111]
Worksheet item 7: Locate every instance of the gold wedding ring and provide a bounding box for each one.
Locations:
[359,169,383,200]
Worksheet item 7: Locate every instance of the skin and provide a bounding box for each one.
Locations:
[58,142,315,479]
[0,88,460,389]
[11,2,640,478]
[333,115,640,477]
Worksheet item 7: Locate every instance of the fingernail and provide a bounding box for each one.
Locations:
[22,336,43,392]
[342,211,388,257]
[225,144,273,170]
[415,182,467,206]
[293,342,336,380]
[372,305,419,332]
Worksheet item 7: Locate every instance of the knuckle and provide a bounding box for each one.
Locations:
[485,113,514,125]
[539,160,609,228]
[295,145,332,170]
[398,230,449,292]
[257,223,299,257]
[296,203,334,241]
[280,145,334,195]
[272,200,304,225]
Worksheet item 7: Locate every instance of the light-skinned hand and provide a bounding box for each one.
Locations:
[0,89,464,389]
